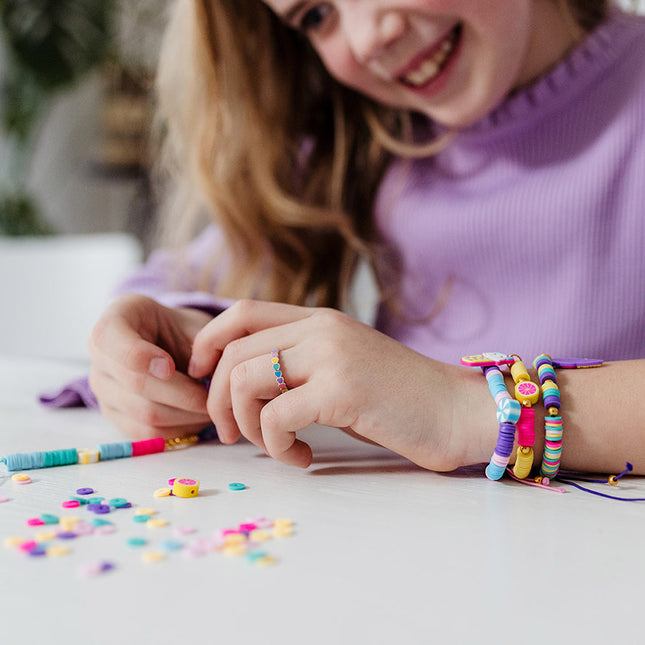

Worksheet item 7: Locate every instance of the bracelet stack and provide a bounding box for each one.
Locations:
[460,352,603,487]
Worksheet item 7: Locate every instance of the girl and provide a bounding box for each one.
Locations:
[80,1,645,479]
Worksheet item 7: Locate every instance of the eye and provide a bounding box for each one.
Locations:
[299,3,333,32]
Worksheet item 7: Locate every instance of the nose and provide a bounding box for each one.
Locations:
[342,6,406,64]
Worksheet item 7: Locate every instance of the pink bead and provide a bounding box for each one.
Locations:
[62,500,80,508]
[26,518,45,526]
[238,523,257,532]
[19,540,38,552]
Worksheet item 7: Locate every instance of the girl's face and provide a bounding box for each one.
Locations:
[264,0,577,127]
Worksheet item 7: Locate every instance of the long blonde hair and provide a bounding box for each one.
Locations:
[153,0,613,310]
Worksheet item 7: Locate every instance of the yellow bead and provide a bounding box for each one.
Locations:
[223,544,247,557]
[135,507,157,516]
[608,475,618,486]
[273,526,293,538]
[46,545,70,557]
[253,555,277,567]
[142,550,165,563]
[510,358,530,384]
[512,446,534,479]
[172,478,200,498]
[77,448,99,464]
[153,488,172,498]
[224,533,246,546]
[249,529,272,542]
[146,518,168,529]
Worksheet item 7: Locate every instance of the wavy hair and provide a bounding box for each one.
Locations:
[153,0,613,310]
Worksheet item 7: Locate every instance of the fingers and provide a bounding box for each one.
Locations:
[89,297,175,380]
[260,384,318,467]
[228,351,296,450]
[227,352,318,467]
[90,352,209,415]
[189,300,316,379]
[206,326,306,443]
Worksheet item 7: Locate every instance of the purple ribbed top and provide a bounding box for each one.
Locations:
[374,9,645,363]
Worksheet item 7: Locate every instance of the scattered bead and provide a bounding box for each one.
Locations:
[46,545,70,557]
[74,522,95,536]
[95,524,116,535]
[19,540,38,552]
[172,478,199,498]
[78,561,114,578]
[154,488,172,498]
[126,537,148,548]
[28,545,48,557]
[249,529,271,542]
[76,487,94,495]
[147,518,168,529]
[222,544,247,557]
[57,532,78,540]
[160,540,184,552]
[26,518,45,527]
[228,482,246,491]
[0,496,10,503]
[11,473,31,482]
[132,514,151,523]
[40,514,59,525]
[142,550,165,563]
[135,507,157,516]
[35,530,57,542]
[109,498,129,508]
[61,500,80,508]
[174,526,196,536]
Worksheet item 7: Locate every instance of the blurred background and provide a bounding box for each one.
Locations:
[0,0,169,360]
[0,0,169,242]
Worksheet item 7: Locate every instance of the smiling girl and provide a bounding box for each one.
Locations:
[75,1,645,481]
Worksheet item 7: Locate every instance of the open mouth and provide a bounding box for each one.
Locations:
[399,24,462,89]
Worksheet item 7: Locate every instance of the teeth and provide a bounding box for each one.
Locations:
[402,28,458,87]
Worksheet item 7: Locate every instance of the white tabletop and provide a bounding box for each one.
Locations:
[0,355,643,645]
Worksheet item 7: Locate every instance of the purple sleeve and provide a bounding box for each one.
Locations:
[41,225,235,409]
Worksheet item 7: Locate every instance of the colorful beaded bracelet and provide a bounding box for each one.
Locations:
[509,355,540,479]
[533,354,563,482]
[460,353,521,481]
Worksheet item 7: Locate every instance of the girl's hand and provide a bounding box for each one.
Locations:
[188,300,482,470]
[88,294,213,439]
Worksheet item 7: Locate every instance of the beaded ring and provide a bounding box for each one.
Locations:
[533,354,563,482]
[509,355,540,479]
[270,349,288,394]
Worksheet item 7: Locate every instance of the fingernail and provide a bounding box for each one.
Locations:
[187,357,198,378]
[149,357,171,380]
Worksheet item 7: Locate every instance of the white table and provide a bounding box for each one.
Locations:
[1,355,643,645]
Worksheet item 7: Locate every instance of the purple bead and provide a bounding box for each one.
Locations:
[93,505,111,514]
[495,422,516,458]
[57,532,78,540]
[28,546,48,557]
[76,487,94,495]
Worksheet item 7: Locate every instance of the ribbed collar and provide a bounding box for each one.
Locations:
[451,8,644,139]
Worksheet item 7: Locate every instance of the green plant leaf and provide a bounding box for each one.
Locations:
[1,0,113,91]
